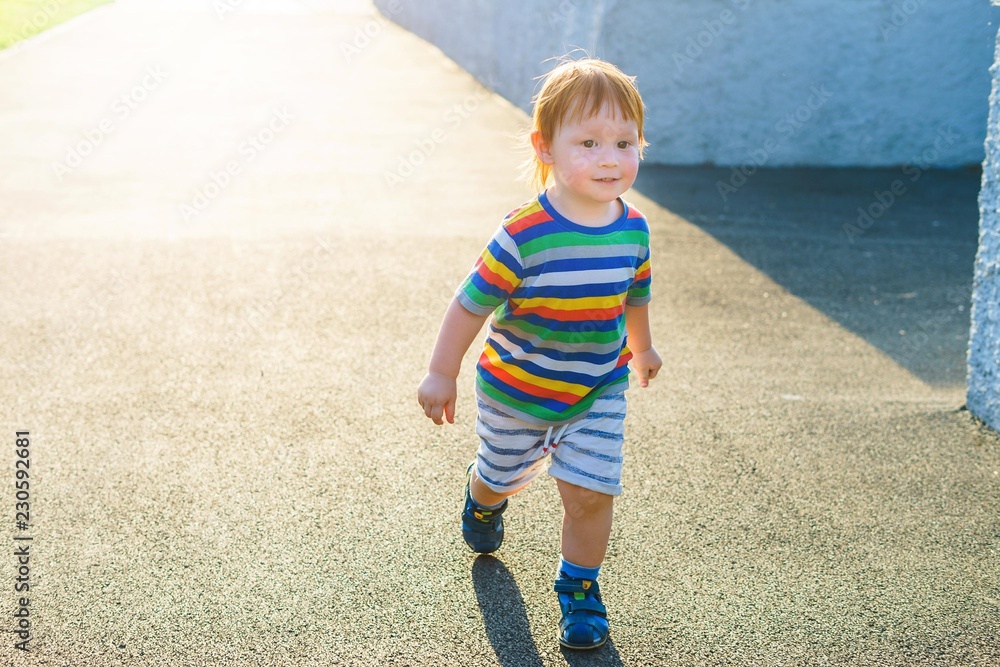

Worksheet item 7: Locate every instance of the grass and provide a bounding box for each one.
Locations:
[0,0,114,50]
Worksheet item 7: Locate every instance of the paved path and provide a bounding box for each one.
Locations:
[1,2,998,665]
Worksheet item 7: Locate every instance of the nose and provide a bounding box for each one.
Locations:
[597,144,618,167]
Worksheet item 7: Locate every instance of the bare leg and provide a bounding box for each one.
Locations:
[556,479,614,568]
[469,466,524,507]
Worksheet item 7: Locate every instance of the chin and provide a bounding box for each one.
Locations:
[595,186,628,201]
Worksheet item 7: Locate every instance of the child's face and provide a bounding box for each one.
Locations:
[534,103,641,214]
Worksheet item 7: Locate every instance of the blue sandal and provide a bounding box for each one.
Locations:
[555,577,609,650]
[462,463,507,553]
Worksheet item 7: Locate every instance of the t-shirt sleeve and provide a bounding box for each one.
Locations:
[455,226,524,316]
[626,243,651,306]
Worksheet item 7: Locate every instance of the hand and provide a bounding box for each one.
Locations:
[631,346,662,388]
[417,372,458,425]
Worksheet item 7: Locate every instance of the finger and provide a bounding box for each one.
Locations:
[445,398,456,424]
[429,404,444,425]
[637,366,649,388]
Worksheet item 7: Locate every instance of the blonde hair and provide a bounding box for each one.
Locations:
[524,57,648,192]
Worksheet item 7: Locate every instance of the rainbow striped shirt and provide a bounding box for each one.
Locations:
[456,192,652,425]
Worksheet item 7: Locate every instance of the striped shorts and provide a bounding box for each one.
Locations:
[474,393,627,497]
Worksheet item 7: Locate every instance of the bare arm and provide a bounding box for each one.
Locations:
[625,303,662,388]
[417,297,490,424]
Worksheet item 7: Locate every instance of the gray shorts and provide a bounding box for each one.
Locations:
[473,393,627,497]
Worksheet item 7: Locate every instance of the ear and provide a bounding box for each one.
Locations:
[530,130,554,165]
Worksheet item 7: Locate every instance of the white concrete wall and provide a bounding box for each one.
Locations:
[969,11,1000,431]
[375,0,998,167]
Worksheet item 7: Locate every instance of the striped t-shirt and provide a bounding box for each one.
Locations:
[456,191,652,425]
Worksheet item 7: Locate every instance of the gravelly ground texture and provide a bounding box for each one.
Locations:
[1,2,998,665]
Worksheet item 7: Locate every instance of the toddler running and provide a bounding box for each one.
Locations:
[417,57,661,650]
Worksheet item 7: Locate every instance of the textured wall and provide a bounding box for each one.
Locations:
[375,0,998,167]
[969,13,1000,431]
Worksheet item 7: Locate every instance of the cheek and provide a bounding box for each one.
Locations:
[558,151,593,180]
[621,153,640,176]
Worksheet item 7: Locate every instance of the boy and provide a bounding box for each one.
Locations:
[417,57,661,650]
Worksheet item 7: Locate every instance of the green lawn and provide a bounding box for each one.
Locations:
[0,0,114,50]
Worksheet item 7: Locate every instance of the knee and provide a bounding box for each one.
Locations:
[560,483,613,520]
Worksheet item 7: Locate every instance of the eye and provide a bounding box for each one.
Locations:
[582,139,595,148]
[617,140,631,149]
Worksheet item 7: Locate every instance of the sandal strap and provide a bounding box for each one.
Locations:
[463,517,499,533]
[554,578,600,595]
[555,578,607,616]
[561,595,607,617]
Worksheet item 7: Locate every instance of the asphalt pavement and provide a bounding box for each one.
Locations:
[1,1,998,665]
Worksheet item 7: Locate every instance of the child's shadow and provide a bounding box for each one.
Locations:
[472,555,624,667]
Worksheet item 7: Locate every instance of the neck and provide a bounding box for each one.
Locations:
[545,187,622,227]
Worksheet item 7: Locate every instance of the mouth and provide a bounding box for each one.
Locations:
[595,177,619,183]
